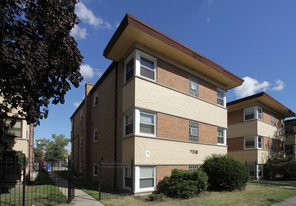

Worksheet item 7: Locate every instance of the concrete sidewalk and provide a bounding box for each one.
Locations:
[48,171,104,206]
[271,196,296,206]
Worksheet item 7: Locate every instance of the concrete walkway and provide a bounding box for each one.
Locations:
[48,171,104,206]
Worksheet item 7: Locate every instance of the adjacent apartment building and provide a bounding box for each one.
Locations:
[70,14,243,193]
[227,92,294,179]
[285,118,296,159]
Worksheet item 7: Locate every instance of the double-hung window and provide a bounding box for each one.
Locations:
[189,121,199,142]
[217,88,226,107]
[5,118,22,138]
[217,128,226,145]
[244,136,263,149]
[124,49,157,83]
[124,112,134,136]
[244,106,263,121]
[93,129,98,142]
[271,114,275,125]
[139,167,155,189]
[189,78,199,97]
[140,111,155,135]
[93,164,98,176]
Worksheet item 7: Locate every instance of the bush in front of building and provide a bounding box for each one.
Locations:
[202,154,249,191]
[157,169,208,199]
[264,155,296,180]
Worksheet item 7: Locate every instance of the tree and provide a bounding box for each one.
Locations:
[34,137,50,160]
[43,134,69,162]
[0,0,83,125]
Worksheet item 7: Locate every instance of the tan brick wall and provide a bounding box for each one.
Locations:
[157,59,218,105]
[227,137,244,151]
[228,109,243,125]
[157,113,188,141]
[199,123,217,144]
[157,165,188,185]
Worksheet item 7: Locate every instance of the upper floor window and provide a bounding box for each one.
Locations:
[217,128,226,145]
[94,95,98,107]
[217,88,226,107]
[189,78,199,97]
[244,106,262,121]
[93,129,98,142]
[124,49,157,83]
[93,164,98,176]
[244,136,263,149]
[271,113,275,125]
[123,109,156,138]
[80,110,83,120]
[189,121,199,142]
[5,118,22,138]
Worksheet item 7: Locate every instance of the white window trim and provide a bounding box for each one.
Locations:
[124,49,157,83]
[270,113,275,125]
[244,106,263,121]
[256,164,263,179]
[134,166,156,193]
[217,128,227,146]
[217,88,226,107]
[123,110,135,138]
[93,164,98,176]
[93,129,98,142]
[189,77,199,97]
[244,136,263,150]
[135,109,156,137]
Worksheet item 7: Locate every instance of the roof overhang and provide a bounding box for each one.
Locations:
[227,92,295,118]
[103,13,243,90]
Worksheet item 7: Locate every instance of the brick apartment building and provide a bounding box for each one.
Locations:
[70,14,243,193]
[227,92,294,179]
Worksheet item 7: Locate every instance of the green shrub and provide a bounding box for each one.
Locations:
[264,155,296,180]
[202,154,249,191]
[147,193,165,201]
[158,169,208,199]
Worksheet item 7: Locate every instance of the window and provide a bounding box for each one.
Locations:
[140,111,155,135]
[217,88,226,107]
[257,165,263,179]
[94,95,98,107]
[93,164,98,176]
[189,121,199,142]
[244,106,263,121]
[189,78,198,97]
[93,129,98,142]
[271,114,275,125]
[217,128,226,145]
[139,167,155,189]
[80,110,83,120]
[123,167,132,188]
[5,118,22,138]
[189,165,199,171]
[124,49,157,83]
[125,58,134,82]
[124,112,134,136]
[244,136,263,149]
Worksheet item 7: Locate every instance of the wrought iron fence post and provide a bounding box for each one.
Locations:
[67,158,71,203]
[131,159,134,194]
[22,155,26,206]
[98,159,102,200]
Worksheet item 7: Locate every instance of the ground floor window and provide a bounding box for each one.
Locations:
[257,164,263,179]
[93,164,98,176]
[135,166,156,192]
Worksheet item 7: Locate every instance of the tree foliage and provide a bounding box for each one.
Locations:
[35,134,69,162]
[0,0,83,125]
[264,155,296,180]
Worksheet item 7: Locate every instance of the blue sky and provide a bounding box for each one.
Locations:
[35,0,296,149]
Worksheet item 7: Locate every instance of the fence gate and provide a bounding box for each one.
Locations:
[98,159,134,200]
[0,156,75,206]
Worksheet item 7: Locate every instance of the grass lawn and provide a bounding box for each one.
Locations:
[100,184,296,206]
[250,180,296,188]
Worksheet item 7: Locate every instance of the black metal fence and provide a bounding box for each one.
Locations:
[98,159,134,200]
[0,156,75,206]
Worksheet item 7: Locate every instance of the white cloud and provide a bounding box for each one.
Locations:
[80,64,95,79]
[272,80,284,91]
[71,25,87,39]
[234,76,285,98]
[206,17,211,23]
[234,76,271,98]
[73,102,81,107]
[76,2,112,29]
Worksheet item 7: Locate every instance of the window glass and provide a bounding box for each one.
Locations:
[217,128,224,144]
[125,113,133,136]
[217,89,225,106]
[93,164,98,176]
[139,167,154,189]
[189,165,199,171]
[140,57,155,80]
[140,57,154,69]
[189,78,198,97]
[271,114,275,125]
[245,136,255,149]
[257,108,262,120]
[5,119,22,138]
[94,130,98,142]
[244,108,255,120]
[189,121,199,142]
[140,112,155,134]
[257,136,263,149]
[126,58,134,82]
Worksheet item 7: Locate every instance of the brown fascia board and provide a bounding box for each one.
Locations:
[70,99,85,120]
[227,92,295,117]
[103,13,243,86]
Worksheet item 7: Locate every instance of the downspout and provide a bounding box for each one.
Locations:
[113,62,118,189]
